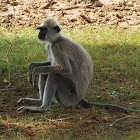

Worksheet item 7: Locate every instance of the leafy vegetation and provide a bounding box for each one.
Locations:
[0,26,140,140]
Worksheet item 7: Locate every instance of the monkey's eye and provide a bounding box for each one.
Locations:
[54,26,61,33]
[37,27,48,32]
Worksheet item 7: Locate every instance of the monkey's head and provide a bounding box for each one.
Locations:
[37,17,61,43]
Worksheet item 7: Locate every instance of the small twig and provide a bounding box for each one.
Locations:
[46,115,80,122]
[0,31,13,61]
[80,14,92,23]
[57,4,92,11]
[110,116,139,126]
[0,32,13,46]
[40,0,56,9]
[47,117,73,122]
[0,31,13,82]
[13,6,16,18]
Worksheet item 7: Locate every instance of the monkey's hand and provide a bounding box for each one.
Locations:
[28,61,51,86]
[28,73,32,85]
[32,68,38,90]
[28,63,38,90]
[28,63,35,85]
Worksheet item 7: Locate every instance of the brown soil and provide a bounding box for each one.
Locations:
[0,83,140,139]
[0,0,140,29]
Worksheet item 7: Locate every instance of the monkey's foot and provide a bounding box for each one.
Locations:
[17,98,42,105]
[17,106,50,113]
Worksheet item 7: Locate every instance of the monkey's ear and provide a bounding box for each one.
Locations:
[54,26,61,33]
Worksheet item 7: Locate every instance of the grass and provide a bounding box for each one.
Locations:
[0,26,140,140]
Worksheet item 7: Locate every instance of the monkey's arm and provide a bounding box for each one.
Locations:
[31,54,72,88]
[28,61,51,85]
[28,61,51,69]
[32,65,71,88]
[33,64,71,74]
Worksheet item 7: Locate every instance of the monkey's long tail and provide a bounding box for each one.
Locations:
[79,99,140,113]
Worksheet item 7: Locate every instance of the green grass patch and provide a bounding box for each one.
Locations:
[0,26,140,140]
[0,27,140,83]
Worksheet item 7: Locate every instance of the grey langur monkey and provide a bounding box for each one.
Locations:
[17,17,140,113]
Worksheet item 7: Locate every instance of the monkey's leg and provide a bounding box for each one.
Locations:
[54,76,78,107]
[17,74,57,112]
[18,74,48,105]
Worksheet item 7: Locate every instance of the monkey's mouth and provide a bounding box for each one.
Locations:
[38,35,47,44]
[38,35,46,40]
[38,31,47,40]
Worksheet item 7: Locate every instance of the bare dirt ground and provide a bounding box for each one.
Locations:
[0,0,140,29]
[0,83,140,139]
[0,0,140,139]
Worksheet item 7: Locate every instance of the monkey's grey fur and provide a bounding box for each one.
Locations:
[17,17,139,113]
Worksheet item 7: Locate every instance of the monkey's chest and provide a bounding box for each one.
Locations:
[47,45,55,65]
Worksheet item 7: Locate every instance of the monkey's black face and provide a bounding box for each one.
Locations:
[37,27,48,40]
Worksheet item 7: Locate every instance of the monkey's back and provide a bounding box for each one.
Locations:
[52,35,93,101]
